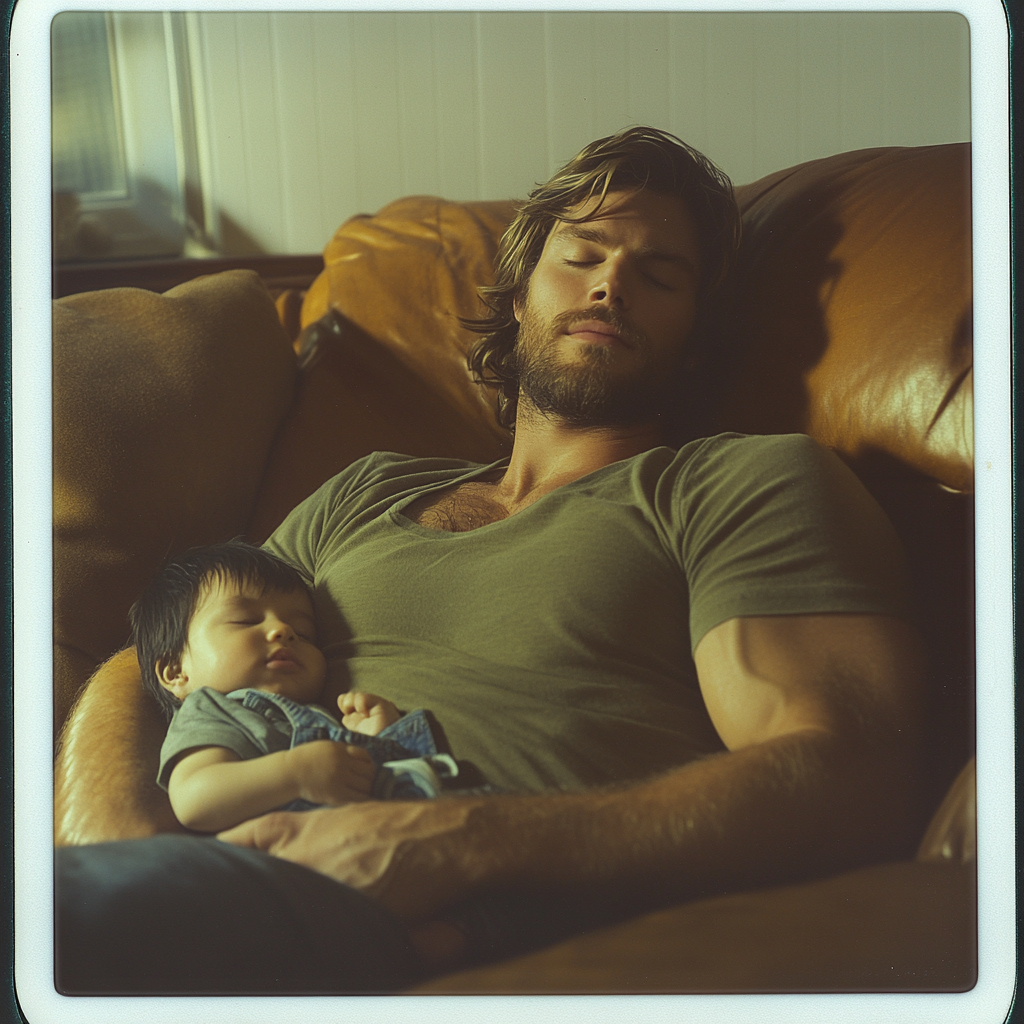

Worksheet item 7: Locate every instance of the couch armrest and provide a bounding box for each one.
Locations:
[55,649,183,846]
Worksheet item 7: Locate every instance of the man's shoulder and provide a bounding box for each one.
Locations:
[670,432,839,484]
[676,431,828,463]
[633,433,853,523]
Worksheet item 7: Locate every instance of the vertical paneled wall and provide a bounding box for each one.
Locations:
[187,11,970,256]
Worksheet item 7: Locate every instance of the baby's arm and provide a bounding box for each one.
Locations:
[338,691,402,735]
[166,741,376,833]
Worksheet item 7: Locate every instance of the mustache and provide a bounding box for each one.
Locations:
[552,307,647,349]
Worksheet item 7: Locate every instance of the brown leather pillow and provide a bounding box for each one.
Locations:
[246,197,516,540]
[721,144,972,491]
[53,270,297,732]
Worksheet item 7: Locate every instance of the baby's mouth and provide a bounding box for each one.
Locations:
[267,648,299,667]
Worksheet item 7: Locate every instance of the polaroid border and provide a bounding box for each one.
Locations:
[11,2,1014,1022]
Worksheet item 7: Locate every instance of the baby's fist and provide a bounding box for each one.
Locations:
[338,691,402,736]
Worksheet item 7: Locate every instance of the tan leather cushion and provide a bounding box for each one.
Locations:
[722,144,972,491]
[303,195,516,435]
[53,270,297,731]
[246,198,516,540]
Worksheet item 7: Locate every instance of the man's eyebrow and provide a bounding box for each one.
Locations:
[555,224,611,246]
[554,223,698,272]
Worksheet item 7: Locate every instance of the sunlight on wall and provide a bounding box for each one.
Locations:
[186,10,970,256]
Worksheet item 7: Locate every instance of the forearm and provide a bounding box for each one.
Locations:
[454,728,923,915]
[170,750,303,833]
[54,648,183,846]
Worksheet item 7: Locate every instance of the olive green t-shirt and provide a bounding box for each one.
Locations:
[265,434,911,794]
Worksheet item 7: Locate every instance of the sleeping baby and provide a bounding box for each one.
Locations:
[130,540,459,833]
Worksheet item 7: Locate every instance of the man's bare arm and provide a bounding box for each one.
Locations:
[220,613,927,923]
[55,648,182,845]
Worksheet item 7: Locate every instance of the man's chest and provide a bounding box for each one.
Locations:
[402,480,510,532]
[316,491,691,671]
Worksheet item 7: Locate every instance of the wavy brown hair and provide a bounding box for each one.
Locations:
[465,126,741,432]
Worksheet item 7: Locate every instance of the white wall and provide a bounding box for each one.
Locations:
[186,10,970,256]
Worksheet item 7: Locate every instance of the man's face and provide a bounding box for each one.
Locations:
[159,578,327,706]
[512,188,702,428]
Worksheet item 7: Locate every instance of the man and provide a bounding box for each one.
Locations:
[55,127,926,993]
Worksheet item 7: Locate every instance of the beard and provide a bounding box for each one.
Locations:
[512,305,682,428]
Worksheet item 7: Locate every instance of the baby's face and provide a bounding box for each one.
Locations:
[162,578,327,705]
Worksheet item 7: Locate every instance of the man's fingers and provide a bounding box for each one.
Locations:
[345,743,374,765]
[216,817,257,847]
[217,811,296,851]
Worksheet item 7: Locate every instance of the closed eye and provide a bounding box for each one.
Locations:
[644,272,675,291]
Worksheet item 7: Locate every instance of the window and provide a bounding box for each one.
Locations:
[52,11,212,262]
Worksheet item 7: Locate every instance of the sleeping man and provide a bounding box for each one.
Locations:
[55,126,926,993]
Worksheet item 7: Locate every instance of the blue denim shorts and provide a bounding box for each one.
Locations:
[234,689,466,804]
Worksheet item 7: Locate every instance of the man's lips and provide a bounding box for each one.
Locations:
[564,320,631,348]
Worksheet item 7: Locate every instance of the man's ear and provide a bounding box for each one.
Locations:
[512,290,525,324]
[157,657,189,700]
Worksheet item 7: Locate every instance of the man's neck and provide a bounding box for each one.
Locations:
[493,400,664,509]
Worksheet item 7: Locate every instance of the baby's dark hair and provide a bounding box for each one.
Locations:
[129,540,312,721]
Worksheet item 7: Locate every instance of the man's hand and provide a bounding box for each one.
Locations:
[218,797,490,921]
[337,691,402,736]
[286,740,377,805]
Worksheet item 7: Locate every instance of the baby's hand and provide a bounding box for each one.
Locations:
[287,740,376,806]
[338,691,402,736]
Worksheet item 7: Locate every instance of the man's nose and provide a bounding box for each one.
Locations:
[587,261,629,309]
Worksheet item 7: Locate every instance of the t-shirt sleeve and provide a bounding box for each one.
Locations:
[263,463,365,577]
[156,689,283,790]
[677,434,914,652]
[263,453,406,577]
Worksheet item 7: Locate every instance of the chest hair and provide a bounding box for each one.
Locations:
[404,481,511,533]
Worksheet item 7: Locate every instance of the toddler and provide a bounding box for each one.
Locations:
[130,540,458,833]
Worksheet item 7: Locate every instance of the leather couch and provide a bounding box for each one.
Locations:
[52,142,975,992]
